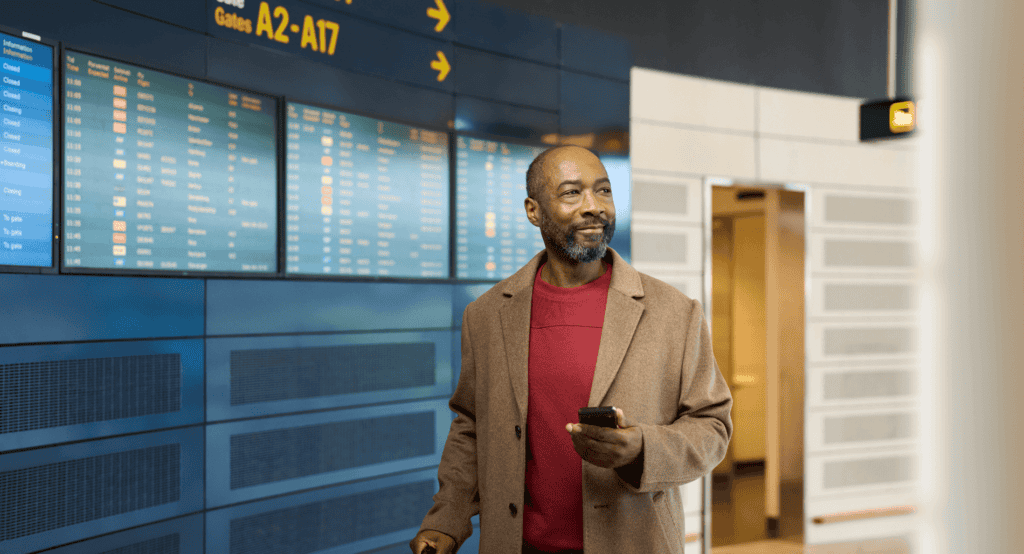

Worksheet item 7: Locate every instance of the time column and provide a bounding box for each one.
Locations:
[62,66,85,266]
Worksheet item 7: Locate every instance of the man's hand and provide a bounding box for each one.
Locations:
[409,529,456,554]
[566,407,643,469]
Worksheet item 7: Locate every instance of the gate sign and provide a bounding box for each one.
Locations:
[209,0,453,91]
[860,98,916,141]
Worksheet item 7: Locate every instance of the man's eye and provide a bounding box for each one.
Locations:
[564,190,578,195]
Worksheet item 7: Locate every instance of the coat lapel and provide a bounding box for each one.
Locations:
[497,247,646,418]
[588,287,644,408]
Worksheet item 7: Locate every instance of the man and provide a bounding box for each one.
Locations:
[410,145,732,554]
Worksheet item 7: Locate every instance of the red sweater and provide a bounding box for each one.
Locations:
[523,260,612,551]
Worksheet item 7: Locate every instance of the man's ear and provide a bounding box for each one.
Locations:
[524,197,540,227]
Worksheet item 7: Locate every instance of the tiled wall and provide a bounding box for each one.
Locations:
[629,66,919,549]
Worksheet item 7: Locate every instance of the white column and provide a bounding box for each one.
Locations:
[915,1,1024,553]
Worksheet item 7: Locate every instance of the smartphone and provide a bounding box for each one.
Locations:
[578,406,618,428]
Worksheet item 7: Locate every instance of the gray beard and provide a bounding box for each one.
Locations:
[538,209,616,264]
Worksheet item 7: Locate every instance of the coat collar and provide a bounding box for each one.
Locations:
[497,247,647,416]
[496,246,645,300]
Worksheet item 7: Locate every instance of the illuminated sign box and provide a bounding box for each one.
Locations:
[860,98,916,141]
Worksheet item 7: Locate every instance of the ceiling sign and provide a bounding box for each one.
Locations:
[209,0,454,90]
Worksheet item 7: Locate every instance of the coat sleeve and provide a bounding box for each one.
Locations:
[616,297,733,492]
[417,305,481,546]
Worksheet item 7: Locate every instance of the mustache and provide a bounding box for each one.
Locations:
[575,220,610,230]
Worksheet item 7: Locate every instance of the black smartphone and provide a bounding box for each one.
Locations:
[578,406,618,428]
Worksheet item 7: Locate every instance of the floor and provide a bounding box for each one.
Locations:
[710,466,912,554]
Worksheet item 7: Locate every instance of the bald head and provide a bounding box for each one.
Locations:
[526,145,602,200]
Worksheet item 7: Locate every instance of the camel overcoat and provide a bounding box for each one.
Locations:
[419,246,733,553]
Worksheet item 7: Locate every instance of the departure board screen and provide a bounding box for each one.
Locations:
[284,102,449,278]
[455,137,632,280]
[454,137,547,280]
[1,30,54,267]
[62,50,277,273]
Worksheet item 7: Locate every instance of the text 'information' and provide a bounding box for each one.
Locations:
[1,31,53,267]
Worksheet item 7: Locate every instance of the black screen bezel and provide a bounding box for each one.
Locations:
[57,46,282,279]
[280,97,455,283]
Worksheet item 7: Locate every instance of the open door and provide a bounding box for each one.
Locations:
[706,182,806,550]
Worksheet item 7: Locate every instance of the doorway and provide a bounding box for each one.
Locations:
[707,183,806,551]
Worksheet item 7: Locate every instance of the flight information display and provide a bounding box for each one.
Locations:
[284,102,449,278]
[455,138,633,280]
[1,30,54,267]
[454,137,547,280]
[62,50,277,273]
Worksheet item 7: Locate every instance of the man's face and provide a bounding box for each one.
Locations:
[526,147,616,264]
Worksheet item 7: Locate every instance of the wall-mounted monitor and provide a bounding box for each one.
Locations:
[1,27,56,269]
[61,50,277,275]
[455,137,632,280]
[454,136,546,280]
[284,101,449,278]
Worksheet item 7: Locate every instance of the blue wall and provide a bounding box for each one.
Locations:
[0,1,630,552]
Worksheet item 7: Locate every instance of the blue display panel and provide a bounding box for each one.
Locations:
[284,102,449,278]
[61,50,277,274]
[455,137,633,280]
[0,29,54,267]
[602,154,633,264]
[454,136,546,280]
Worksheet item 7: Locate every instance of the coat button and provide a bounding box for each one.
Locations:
[515,425,522,439]
[509,503,517,517]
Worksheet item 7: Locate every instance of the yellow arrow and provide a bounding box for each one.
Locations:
[427,0,450,33]
[430,50,450,81]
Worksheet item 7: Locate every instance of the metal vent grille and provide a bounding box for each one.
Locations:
[824,370,913,400]
[228,480,433,554]
[229,412,434,490]
[824,196,913,225]
[100,534,180,554]
[823,328,913,356]
[823,455,913,489]
[230,343,435,405]
[0,354,181,434]
[823,283,913,311]
[0,444,181,541]
[823,240,913,268]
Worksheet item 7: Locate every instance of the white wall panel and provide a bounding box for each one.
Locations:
[683,480,702,514]
[757,87,860,142]
[806,448,915,498]
[806,365,916,408]
[631,122,756,180]
[631,173,703,223]
[631,67,756,133]
[809,233,916,275]
[806,406,917,454]
[807,321,916,364]
[759,138,911,190]
[630,222,703,272]
[809,278,917,319]
[810,188,917,231]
